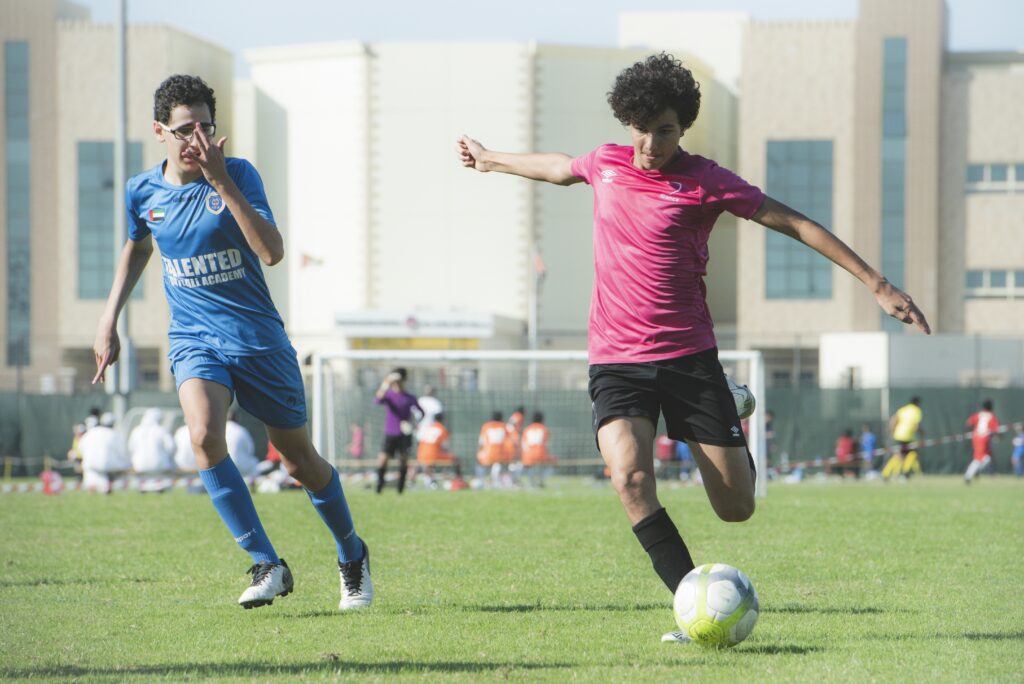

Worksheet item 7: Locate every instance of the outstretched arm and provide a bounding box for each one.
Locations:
[457,135,583,186]
[752,196,931,334]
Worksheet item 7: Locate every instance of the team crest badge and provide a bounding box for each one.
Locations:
[205,192,225,215]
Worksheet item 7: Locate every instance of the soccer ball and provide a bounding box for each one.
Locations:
[726,375,756,420]
[673,563,759,648]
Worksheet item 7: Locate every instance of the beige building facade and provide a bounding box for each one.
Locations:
[632,0,1023,386]
[0,0,233,393]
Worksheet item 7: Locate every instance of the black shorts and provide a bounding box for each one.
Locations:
[380,434,412,457]
[589,347,748,449]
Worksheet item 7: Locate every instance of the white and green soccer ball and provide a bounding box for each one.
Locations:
[673,563,759,648]
[726,375,756,420]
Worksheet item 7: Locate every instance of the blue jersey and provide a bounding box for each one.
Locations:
[860,431,877,455]
[126,159,289,357]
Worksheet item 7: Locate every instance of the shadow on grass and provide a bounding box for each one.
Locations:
[735,644,822,655]
[963,631,1024,641]
[0,578,93,588]
[0,576,153,589]
[770,604,904,615]
[2,660,572,679]
[471,602,664,613]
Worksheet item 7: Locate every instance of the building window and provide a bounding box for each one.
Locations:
[965,162,1024,193]
[78,141,144,299]
[764,140,833,299]
[6,41,30,367]
[965,269,1024,299]
[880,37,908,333]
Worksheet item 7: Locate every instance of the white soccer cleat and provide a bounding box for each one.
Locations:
[338,544,374,610]
[238,559,293,609]
[661,631,693,644]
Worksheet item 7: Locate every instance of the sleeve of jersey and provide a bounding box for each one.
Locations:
[570,147,601,185]
[230,159,277,225]
[125,182,150,240]
[701,163,766,220]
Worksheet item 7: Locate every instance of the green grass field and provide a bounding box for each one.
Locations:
[1,476,1021,682]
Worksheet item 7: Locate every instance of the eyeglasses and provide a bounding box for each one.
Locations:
[158,121,216,141]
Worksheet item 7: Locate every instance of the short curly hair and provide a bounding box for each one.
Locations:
[153,74,216,124]
[607,53,701,131]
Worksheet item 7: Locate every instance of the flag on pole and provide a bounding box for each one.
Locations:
[532,247,546,284]
[301,253,324,268]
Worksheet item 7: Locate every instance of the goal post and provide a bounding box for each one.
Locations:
[311,348,766,497]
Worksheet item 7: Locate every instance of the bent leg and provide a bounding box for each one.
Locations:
[686,441,755,523]
[181,379,278,564]
[269,424,363,562]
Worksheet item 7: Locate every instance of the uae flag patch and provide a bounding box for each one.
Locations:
[148,207,165,223]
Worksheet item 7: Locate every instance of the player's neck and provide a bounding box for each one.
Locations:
[162,159,203,186]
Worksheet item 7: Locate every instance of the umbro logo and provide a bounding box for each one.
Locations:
[600,169,617,183]
[731,426,741,436]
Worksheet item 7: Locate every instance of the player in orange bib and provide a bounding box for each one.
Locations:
[415,413,463,489]
[522,412,556,488]
[964,399,999,484]
[477,412,511,488]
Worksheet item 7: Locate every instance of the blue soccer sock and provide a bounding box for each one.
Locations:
[199,457,279,565]
[306,468,364,563]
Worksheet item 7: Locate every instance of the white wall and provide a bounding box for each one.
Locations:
[246,43,371,339]
[618,12,748,94]
[819,333,890,388]
[369,43,531,319]
[820,332,1024,388]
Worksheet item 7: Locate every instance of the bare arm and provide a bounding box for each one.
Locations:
[92,236,154,383]
[457,135,583,186]
[752,196,931,334]
[186,125,284,266]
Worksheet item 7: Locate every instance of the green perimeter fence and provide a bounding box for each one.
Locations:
[2,386,1022,477]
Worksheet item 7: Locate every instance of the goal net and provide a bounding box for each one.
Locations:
[311,349,766,497]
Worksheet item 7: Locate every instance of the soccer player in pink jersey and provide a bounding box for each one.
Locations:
[457,53,930,641]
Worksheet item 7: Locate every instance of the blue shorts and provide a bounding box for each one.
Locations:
[170,345,307,430]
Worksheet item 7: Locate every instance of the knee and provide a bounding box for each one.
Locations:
[611,467,654,500]
[188,424,225,456]
[716,496,755,523]
[278,443,317,475]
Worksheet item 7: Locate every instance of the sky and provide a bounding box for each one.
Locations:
[76,0,1024,76]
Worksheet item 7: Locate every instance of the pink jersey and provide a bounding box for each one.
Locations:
[571,145,765,364]
[968,410,999,438]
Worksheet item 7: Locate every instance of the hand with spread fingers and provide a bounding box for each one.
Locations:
[182,122,230,186]
[874,279,931,334]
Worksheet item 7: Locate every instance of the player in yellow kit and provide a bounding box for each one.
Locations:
[883,397,923,481]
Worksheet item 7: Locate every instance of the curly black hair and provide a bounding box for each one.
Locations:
[153,74,216,124]
[607,53,701,131]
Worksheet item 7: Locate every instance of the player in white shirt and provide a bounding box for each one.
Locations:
[226,410,260,477]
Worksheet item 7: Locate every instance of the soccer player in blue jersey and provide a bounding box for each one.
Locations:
[92,75,372,611]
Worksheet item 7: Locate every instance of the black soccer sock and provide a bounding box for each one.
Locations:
[376,465,387,494]
[397,463,408,494]
[632,507,695,594]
